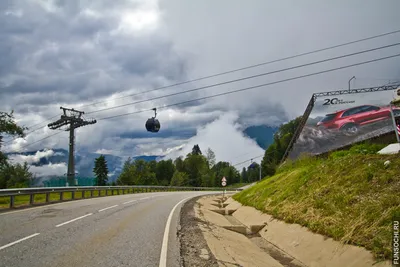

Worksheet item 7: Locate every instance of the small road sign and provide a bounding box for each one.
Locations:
[222,181,227,186]
[222,177,227,182]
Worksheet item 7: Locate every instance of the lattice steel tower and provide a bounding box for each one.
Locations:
[48,107,96,186]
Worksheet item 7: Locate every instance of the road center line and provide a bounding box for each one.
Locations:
[55,213,93,227]
[98,205,118,212]
[0,233,40,251]
[159,196,192,267]
[123,199,137,205]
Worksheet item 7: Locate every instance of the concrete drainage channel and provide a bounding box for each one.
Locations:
[209,196,307,267]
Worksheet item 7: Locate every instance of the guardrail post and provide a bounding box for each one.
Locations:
[98,190,101,197]
[72,191,75,200]
[10,195,15,208]
[90,190,93,198]
[30,194,34,204]
[82,190,85,199]
[60,192,64,201]
[45,192,50,203]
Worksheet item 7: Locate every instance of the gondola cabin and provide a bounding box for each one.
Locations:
[146,117,160,132]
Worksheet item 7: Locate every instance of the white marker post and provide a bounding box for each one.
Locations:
[221,177,227,199]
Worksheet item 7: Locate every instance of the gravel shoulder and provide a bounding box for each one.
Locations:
[178,195,219,267]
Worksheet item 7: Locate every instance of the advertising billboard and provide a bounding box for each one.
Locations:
[287,85,400,160]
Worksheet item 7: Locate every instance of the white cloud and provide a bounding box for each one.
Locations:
[9,149,55,165]
[164,112,264,169]
[29,162,67,177]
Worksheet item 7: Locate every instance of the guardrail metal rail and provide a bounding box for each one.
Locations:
[0,186,242,209]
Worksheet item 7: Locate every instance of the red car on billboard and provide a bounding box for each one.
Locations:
[317,105,400,135]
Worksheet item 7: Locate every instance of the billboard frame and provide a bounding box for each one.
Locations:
[281,83,400,163]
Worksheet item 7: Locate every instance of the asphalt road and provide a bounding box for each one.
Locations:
[0,191,213,267]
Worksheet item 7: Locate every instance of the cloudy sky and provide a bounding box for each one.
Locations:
[1,0,400,173]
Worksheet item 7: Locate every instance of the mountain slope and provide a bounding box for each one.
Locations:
[243,125,278,149]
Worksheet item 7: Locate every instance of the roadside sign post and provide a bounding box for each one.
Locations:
[221,177,227,199]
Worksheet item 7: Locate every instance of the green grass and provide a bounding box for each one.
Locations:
[233,148,400,260]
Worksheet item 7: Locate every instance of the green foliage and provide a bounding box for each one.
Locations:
[170,171,189,186]
[174,157,185,172]
[183,153,208,186]
[240,167,247,183]
[117,158,135,185]
[156,160,175,186]
[192,144,202,155]
[212,161,240,185]
[115,143,248,188]
[0,162,35,189]
[261,116,302,178]
[93,155,109,186]
[0,111,33,189]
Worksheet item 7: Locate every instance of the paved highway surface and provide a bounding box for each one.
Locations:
[0,191,214,267]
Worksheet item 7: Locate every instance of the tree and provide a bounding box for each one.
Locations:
[133,159,157,185]
[192,144,202,155]
[183,153,208,186]
[156,160,175,186]
[205,148,216,168]
[261,116,302,177]
[93,155,109,186]
[117,158,135,185]
[241,167,248,183]
[0,111,34,189]
[0,162,35,189]
[0,111,25,167]
[170,171,189,186]
[174,156,185,172]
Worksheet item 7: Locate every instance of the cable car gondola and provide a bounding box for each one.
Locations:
[145,108,160,133]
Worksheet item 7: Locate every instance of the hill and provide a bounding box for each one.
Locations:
[243,125,277,149]
[233,144,400,260]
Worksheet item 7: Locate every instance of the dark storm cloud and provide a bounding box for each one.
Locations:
[0,0,187,113]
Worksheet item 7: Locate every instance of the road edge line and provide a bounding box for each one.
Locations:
[159,196,192,267]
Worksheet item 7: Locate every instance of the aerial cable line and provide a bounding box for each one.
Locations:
[80,29,400,108]
[87,43,400,115]
[10,29,400,138]
[8,53,400,151]
[97,53,400,120]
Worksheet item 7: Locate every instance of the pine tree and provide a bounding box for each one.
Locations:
[93,155,109,186]
[192,144,202,155]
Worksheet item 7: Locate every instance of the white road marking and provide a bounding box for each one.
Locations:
[159,196,192,267]
[55,213,93,227]
[0,233,40,251]
[98,205,118,212]
[123,199,137,205]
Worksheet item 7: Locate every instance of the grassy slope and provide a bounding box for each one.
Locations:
[233,151,400,260]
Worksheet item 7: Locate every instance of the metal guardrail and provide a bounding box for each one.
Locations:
[0,186,242,209]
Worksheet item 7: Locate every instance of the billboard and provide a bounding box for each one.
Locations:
[287,85,400,160]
